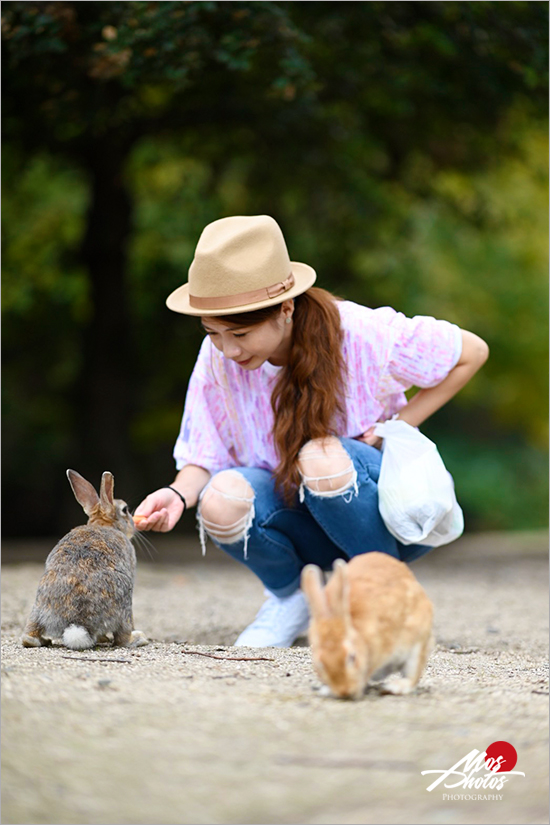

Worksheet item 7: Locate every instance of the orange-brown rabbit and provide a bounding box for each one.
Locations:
[301,552,433,699]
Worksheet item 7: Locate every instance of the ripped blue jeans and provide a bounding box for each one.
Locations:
[196,436,432,597]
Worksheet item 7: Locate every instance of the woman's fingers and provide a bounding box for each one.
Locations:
[136,508,168,531]
[134,488,184,532]
[355,427,383,450]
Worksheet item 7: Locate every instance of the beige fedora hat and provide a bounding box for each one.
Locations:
[166,215,317,316]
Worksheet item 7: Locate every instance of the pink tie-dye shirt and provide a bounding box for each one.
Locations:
[173,300,462,475]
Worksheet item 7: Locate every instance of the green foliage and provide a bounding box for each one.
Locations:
[2,147,89,320]
[2,1,316,148]
[2,1,548,534]
[352,108,549,447]
[2,149,89,528]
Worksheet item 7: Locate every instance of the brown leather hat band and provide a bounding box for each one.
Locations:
[189,272,295,310]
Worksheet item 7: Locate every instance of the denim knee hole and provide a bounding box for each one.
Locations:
[297,438,359,504]
[197,470,255,559]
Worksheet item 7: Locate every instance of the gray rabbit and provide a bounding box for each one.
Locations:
[21,470,148,650]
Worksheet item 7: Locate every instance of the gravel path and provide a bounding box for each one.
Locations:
[1,531,548,825]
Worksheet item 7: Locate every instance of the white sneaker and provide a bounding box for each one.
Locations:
[234,589,310,648]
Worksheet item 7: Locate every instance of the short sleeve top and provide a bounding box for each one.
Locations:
[173,300,462,474]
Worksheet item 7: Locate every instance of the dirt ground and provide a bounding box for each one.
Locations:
[1,530,548,825]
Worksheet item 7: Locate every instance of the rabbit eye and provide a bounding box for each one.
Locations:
[122,505,129,515]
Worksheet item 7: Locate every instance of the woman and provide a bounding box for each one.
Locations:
[136,215,489,647]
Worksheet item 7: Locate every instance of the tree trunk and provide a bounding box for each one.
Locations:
[75,139,138,499]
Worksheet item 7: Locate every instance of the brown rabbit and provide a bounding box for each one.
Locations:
[21,470,148,650]
[301,553,433,699]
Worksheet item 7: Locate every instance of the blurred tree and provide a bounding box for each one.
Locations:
[3,0,318,516]
[2,0,548,534]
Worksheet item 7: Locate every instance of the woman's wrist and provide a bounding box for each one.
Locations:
[394,408,418,427]
[163,486,187,511]
[171,465,211,509]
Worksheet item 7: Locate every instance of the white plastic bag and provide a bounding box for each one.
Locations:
[372,419,464,547]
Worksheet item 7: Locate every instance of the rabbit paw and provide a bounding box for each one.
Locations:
[381,677,414,695]
[21,634,51,648]
[129,630,148,647]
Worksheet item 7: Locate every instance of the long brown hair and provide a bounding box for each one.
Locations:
[212,287,348,504]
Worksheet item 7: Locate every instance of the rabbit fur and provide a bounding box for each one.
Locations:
[301,552,433,699]
[21,470,148,650]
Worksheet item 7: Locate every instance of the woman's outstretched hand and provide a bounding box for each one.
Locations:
[133,488,185,532]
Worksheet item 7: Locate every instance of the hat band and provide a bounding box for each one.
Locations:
[189,272,295,310]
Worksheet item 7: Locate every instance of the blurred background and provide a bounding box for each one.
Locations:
[2,1,548,539]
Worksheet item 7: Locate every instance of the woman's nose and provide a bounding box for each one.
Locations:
[224,342,242,359]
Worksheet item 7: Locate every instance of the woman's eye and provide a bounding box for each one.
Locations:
[203,329,247,338]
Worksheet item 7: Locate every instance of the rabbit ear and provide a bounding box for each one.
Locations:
[99,472,115,508]
[67,470,100,516]
[331,558,352,623]
[301,564,330,618]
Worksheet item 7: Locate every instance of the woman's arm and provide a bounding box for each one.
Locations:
[360,329,489,446]
[394,329,489,428]
[135,464,211,532]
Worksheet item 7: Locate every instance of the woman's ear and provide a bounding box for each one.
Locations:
[280,299,294,323]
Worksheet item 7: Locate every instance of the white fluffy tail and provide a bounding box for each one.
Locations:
[63,624,93,650]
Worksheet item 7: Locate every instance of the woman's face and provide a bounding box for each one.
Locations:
[201,301,294,369]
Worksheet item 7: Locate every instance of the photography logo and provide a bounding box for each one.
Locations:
[421,741,525,801]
